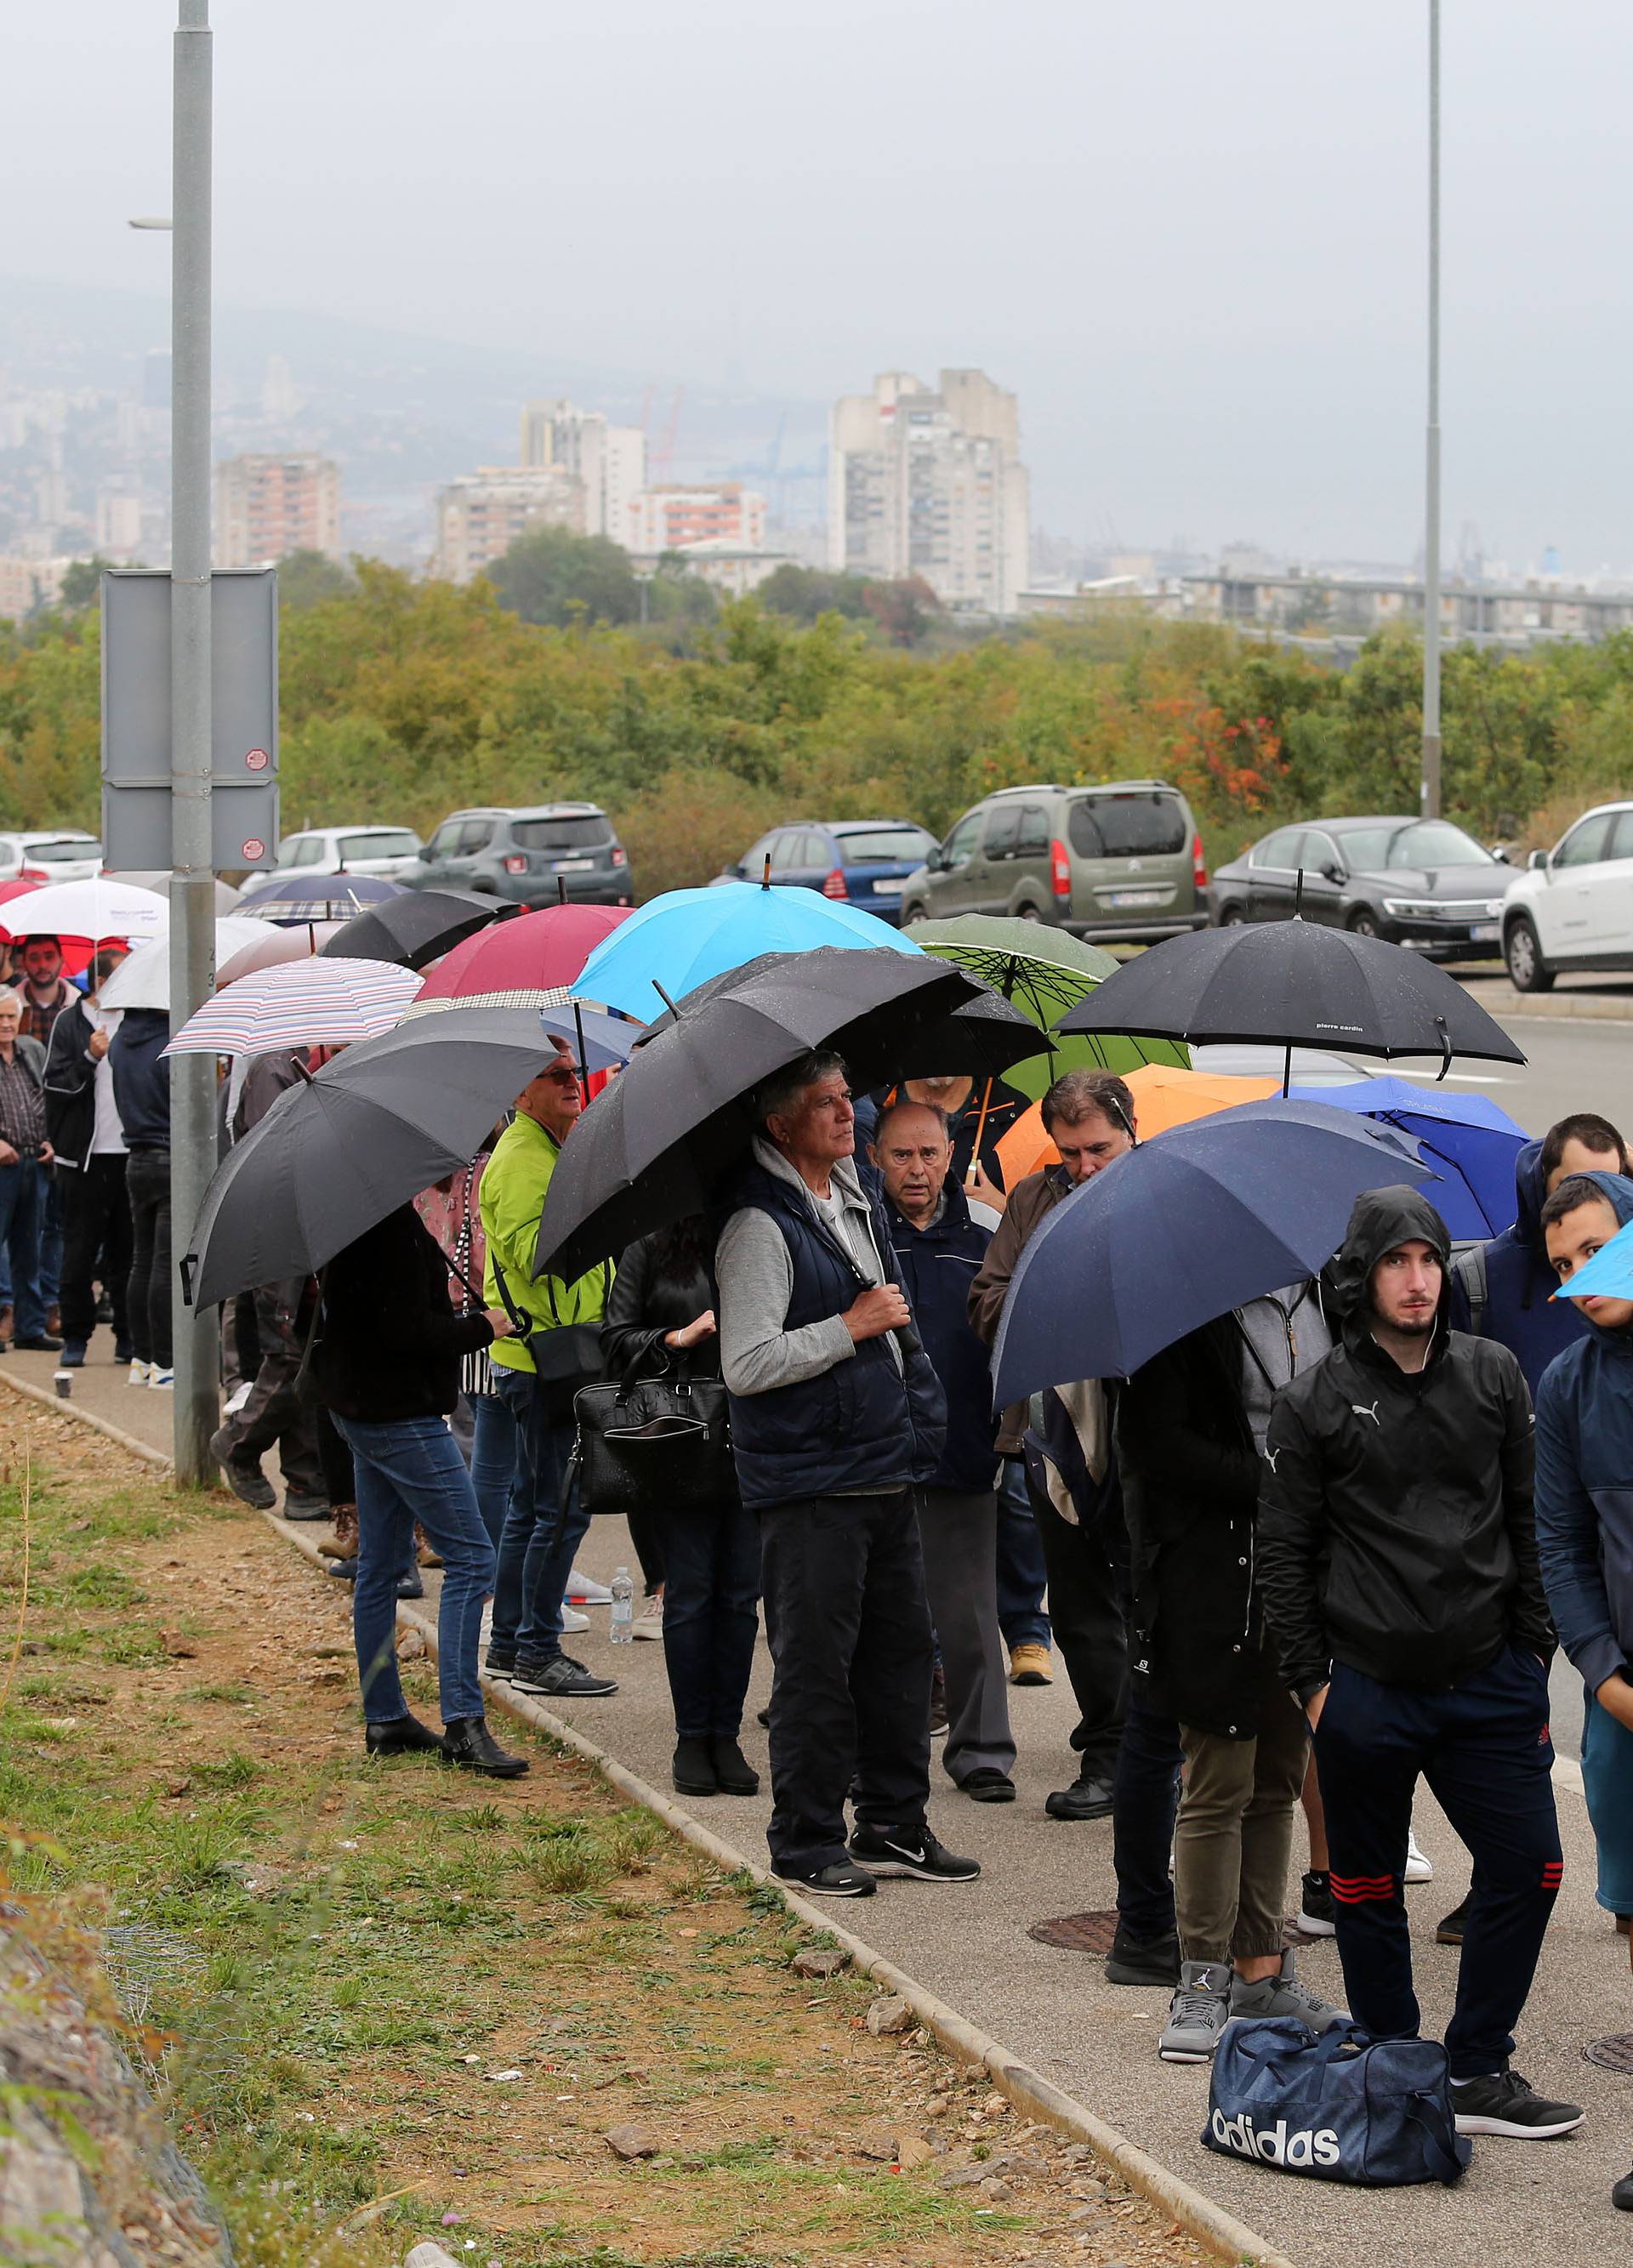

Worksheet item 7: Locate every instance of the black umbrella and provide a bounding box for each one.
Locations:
[535,946,979,1279]
[183,1009,559,1308]
[1055,921,1525,1085]
[320,888,515,972]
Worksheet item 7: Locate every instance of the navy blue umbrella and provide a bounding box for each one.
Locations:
[1286,1075,1526,1239]
[990,1098,1434,1397]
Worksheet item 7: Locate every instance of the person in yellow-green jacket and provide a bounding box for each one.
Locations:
[481,1042,617,1700]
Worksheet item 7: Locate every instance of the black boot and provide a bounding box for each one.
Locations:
[673,1737,718,1796]
[441,1715,529,1779]
[709,1736,760,1796]
[365,1713,445,1759]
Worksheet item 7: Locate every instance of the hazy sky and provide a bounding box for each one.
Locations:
[11,1,1633,567]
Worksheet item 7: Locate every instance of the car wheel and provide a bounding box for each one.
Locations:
[1346,907,1380,940]
[1217,904,1245,926]
[900,901,927,927]
[1505,914,1555,993]
[1015,903,1045,924]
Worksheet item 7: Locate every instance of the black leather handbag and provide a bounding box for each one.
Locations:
[492,1256,609,1422]
[572,1352,735,1517]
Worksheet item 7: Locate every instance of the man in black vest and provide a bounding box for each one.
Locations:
[716,1049,979,1898]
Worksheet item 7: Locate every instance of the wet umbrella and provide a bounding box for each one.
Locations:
[403,902,629,1016]
[990,1099,1434,1397]
[166,957,424,1056]
[184,1009,561,1308]
[1055,920,1525,1083]
[1285,1074,1527,1240]
[534,946,978,1279]
[236,872,404,924]
[98,918,278,1011]
[320,887,513,972]
[216,922,344,985]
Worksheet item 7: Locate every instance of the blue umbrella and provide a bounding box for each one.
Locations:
[1286,1075,1527,1241]
[238,872,405,924]
[577,879,919,1018]
[538,1001,639,1076]
[990,1099,1433,1396]
[1545,1214,1633,1305]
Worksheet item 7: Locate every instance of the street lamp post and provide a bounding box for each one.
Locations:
[1421,0,1442,820]
[169,0,219,1479]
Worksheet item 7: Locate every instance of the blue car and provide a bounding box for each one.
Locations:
[714,819,938,927]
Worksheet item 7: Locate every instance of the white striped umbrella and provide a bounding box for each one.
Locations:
[164,956,424,1056]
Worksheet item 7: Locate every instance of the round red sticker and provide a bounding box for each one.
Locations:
[242,838,266,861]
[244,747,270,771]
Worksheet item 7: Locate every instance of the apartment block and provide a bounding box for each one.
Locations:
[521,399,647,543]
[623,482,766,554]
[432,465,584,584]
[215,452,341,567]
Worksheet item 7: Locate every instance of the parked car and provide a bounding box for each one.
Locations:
[714,819,938,925]
[273,824,424,880]
[1208,816,1509,961]
[0,830,102,884]
[1500,799,1633,992]
[898,781,1207,942]
[402,803,633,907]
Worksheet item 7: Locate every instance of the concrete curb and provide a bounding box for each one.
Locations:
[1487,992,1633,1026]
[9,1380,1291,2267]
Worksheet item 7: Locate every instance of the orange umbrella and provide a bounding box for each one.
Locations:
[995,1063,1281,1185]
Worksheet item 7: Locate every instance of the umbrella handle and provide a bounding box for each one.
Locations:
[179,1252,197,1310]
[1435,1014,1450,1083]
[964,1077,994,1184]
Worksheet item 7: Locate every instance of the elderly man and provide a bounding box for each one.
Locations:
[0,991,58,1352]
[716,1049,978,1897]
[873,1097,1016,1802]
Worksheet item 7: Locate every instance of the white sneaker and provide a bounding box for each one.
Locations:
[149,1367,174,1390]
[566,1569,612,1605]
[1405,1829,1434,1884]
[560,1604,590,1634]
[128,1359,152,1386]
[222,1380,253,1418]
[632,1591,664,1640]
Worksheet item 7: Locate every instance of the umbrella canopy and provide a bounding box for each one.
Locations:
[217,922,344,986]
[98,918,278,1012]
[1285,1074,1528,1241]
[0,881,41,912]
[236,873,405,924]
[1055,919,1525,1072]
[185,1009,561,1307]
[996,1064,1281,1185]
[536,946,978,1279]
[1545,1214,1633,1306]
[0,877,169,948]
[991,1098,1433,1397]
[537,1002,640,1075]
[405,902,629,1015]
[166,957,423,1057]
[103,870,242,913]
[576,880,919,1020]
[320,887,514,973]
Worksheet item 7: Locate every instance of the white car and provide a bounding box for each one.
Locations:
[0,830,103,884]
[272,824,424,880]
[1500,800,1633,992]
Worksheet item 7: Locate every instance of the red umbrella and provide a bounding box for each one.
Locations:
[412,903,631,1010]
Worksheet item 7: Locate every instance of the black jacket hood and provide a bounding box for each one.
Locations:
[1329,1184,1453,1328]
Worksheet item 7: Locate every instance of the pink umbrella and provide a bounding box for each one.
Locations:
[167,957,423,1056]
[408,903,630,1015]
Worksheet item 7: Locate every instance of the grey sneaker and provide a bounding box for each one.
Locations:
[1158,1959,1234,2063]
[1229,1948,1349,2030]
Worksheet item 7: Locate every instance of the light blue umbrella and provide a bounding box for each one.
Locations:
[1547,1210,1633,1304]
[577,879,919,1018]
[1286,1075,1527,1240]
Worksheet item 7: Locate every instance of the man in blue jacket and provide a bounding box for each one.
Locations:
[1536,1167,1633,2208]
[874,1097,1016,1804]
[716,1051,976,1899]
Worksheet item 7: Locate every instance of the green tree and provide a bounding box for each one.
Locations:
[757,565,873,623]
[862,574,941,649]
[277,549,356,610]
[56,557,117,611]
[487,526,640,628]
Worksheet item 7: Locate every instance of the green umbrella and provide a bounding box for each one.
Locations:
[906,914,1189,1105]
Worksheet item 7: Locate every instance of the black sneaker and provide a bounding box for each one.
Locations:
[510,1654,618,1698]
[773,1859,876,1898]
[1450,2070,1585,2139]
[848,1825,980,1884]
[209,1428,276,1511]
[1105,1924,1181,1987]
[282,1492,332,1522]
[1613,2165,1633,2211]
[484,1649,517,1680]
[1437,1892,1471,1947]
[1299,1868,1337,1937]
[442,1715,530,1779]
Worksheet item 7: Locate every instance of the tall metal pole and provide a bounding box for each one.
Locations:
[1420,0,1442,819]
[170,0,219,1479]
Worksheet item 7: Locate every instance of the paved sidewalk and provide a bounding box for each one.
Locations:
[18,1339,1631,2268]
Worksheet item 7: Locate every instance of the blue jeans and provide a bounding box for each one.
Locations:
[490,1365,587,1668]
[0,1159,46,1340]
[995,1458,1050,1650]
[469,1388,521,1549]
[334,1413,496,1726]
[657,1499,761,1739]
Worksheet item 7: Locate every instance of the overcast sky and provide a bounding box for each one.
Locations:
[10,1,1633,568]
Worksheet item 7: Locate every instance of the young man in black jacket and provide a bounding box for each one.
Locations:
[1260,1185,1581,2141]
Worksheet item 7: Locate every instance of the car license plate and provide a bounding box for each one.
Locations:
[872,879,900,895]
[1108,888,1164,908]
[552,857,595,872]
[1471,922,1498,942]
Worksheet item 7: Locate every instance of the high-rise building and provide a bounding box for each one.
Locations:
[95,480,144,560]
[623,482,766,555]
[828,368,1030,616]
[214,452,341,566]
[520,399,647,543]
[432,466,584,584]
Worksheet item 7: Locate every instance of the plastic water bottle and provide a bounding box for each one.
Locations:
[609,1566,634,1644]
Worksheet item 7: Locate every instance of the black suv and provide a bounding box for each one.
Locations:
[403,803,634,907]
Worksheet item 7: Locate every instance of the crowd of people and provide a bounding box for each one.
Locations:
[184,998,1633,2208]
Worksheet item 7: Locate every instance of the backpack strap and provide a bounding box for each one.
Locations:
[1450,1245,1488,1336]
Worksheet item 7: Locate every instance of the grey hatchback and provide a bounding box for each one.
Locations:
[899,780,1207,942]
[402,803,634,907]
